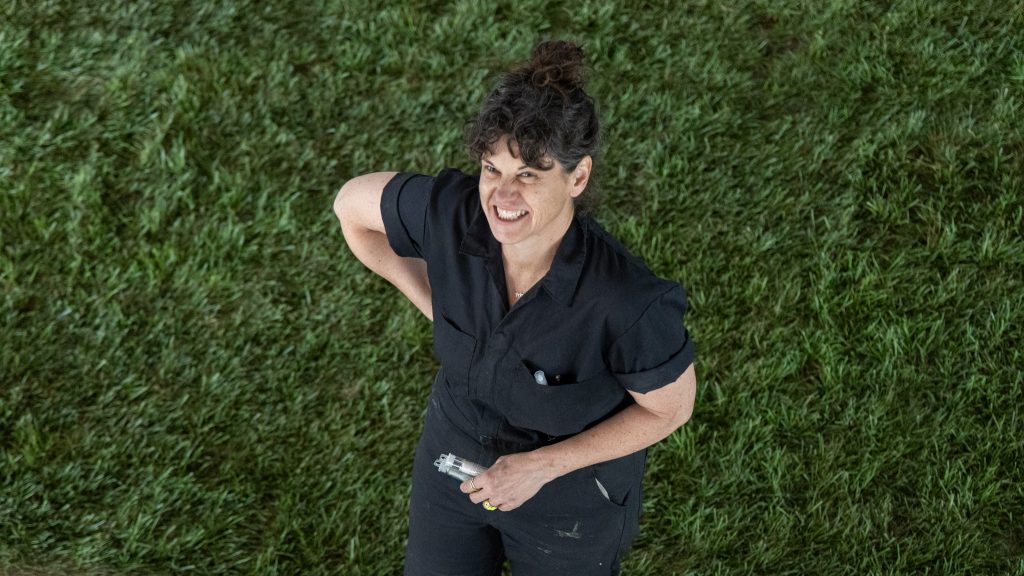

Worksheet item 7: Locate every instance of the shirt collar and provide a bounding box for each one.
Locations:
[459,209,588,307]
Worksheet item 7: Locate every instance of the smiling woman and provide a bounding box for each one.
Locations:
[334,40,697,576]
[479,135,592,300]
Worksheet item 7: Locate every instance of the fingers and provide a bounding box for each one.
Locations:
[456,456,528,511]
[460,475,496,506]
[465,484,519,510]
[458,477,480,494]
[461,476,496,507]
[468,486,488,504]
[495,500,519,512]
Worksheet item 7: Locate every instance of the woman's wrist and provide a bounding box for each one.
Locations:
[530,442,580,483]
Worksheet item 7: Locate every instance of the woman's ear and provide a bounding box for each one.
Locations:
[570,156,592,198]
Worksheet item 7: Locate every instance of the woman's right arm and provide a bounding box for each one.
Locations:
[334,172,433,321]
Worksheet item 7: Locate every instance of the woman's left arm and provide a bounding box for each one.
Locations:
[461,363,697,511]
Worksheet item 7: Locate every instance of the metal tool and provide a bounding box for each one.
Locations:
[433,453,488,482]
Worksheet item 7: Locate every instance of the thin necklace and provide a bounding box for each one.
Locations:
[514,291,525,300]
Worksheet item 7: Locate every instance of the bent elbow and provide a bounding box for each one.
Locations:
[672,367,697,429]
[673,401,694,429]
[333,181,352,221]
[334,179,367,233]
[333,171,392,235]
[668,384,696,431]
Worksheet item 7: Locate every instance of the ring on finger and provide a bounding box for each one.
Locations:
[482,500,498,511]
[470,478,479,491]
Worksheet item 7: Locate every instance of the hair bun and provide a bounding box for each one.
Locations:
[528,40,587,91]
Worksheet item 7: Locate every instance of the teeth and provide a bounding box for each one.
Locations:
[497,208,527,221]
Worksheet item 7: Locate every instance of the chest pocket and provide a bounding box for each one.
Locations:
[433,315,477,389]
[497,357,626,437]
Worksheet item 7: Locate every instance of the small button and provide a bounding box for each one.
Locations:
[534,370,548,385]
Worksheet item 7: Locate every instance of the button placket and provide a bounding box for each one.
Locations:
[480,331,508,408]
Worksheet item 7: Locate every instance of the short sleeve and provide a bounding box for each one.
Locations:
[608,285,696,394]
[380,172,434,259]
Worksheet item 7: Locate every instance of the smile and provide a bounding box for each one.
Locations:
[495,207,528,222]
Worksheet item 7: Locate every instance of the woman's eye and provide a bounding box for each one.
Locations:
[519,172,535,179]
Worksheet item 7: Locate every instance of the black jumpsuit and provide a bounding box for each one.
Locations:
[381,169,695,576]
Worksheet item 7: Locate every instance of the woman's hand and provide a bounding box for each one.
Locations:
[459,451,555,512]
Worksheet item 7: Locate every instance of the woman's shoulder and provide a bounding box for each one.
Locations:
[428,167,480,224]
[583,218,677,285]
[429,167,477,193]
[579,217,687,321]
[393,167,476,196]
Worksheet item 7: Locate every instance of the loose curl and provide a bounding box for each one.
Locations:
[466,40,602,213]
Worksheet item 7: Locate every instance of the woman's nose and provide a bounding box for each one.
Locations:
[494,181,521,200]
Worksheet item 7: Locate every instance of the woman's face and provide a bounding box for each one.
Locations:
[479,135,590,253]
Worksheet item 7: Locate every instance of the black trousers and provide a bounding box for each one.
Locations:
[404,399,642,576]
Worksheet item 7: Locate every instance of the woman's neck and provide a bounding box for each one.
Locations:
[502,242,558,284]
[501,212,573,292]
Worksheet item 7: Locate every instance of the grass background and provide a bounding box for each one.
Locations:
[2,0,1023,574]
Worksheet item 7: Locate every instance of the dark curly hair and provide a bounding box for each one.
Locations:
[466,40,601,213]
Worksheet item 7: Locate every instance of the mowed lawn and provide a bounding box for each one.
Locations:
[2,0,1022,574]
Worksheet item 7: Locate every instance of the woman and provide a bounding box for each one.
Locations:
[335,40,697,576]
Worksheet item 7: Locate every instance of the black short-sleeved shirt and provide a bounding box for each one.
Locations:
[381,168,695,448]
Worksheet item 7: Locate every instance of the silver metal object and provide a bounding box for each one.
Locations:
[533,370,548,385]
[434,453,488,482]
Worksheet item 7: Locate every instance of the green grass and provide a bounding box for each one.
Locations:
[2,0,1022,574]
